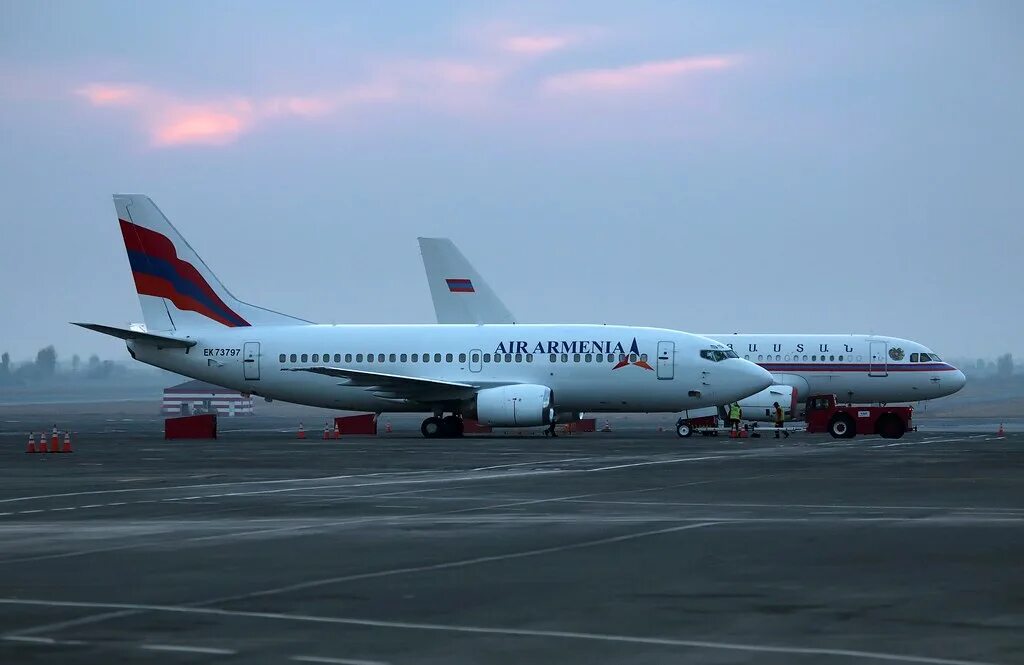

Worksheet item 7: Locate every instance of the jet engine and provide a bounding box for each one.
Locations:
[733,384,799,422]
[474,384,553,427]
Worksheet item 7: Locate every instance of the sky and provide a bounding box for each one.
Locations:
[0,0,1021,362]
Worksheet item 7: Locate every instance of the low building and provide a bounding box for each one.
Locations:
[162,380,254,417]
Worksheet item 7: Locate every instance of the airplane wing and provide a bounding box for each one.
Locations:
[418,237,517,325]
[71,322,197,349]
[285,366,480,401]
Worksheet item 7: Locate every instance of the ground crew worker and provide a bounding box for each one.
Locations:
[773,401,789,439]
[728,402,742,437]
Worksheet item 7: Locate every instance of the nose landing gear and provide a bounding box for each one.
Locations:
[420,415,464,438]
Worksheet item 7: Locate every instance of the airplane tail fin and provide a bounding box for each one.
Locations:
[418,237,517,325]
[114,194,309,331]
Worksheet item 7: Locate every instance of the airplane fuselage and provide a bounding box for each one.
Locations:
[131,324,772,414]
[705,334,966,403]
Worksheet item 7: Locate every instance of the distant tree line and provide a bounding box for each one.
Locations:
[0,345,125,385]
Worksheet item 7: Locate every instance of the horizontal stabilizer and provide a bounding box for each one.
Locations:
[71,323,197,348]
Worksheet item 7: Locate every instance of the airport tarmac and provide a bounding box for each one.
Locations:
[0,424,1021,664]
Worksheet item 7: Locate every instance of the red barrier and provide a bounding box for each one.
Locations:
[334,413,377,436]
[165,414,218,439]
[563,418,596,433]
[462,419,493,434]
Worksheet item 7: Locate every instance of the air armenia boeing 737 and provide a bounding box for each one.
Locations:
[74,195,773,437]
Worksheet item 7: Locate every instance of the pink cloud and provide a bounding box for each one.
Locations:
[500,34,574,55]
[76,83,147,106]
[152,108,248,147]
[543,55,740,94]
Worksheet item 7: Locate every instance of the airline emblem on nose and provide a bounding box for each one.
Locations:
[613,338,654,371]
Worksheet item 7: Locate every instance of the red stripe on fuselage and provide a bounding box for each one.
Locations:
[758,363,958,373]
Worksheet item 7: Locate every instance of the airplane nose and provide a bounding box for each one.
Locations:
[726,359,774,400]
[951,368,967,393]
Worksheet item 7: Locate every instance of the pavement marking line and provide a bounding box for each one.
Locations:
[0,450,748,511]
[0,599,996,665]
[198,522,721,606]
[140,643,236,655]
[291,656,391,665]
[3,635,56,644]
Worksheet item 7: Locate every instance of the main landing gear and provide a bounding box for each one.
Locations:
[420,415,464,438]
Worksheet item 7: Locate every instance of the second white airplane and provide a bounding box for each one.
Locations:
[418,238,967,423]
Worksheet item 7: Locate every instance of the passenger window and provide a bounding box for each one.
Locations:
[784,354,791,361]
[838,355,843,361]
[574,353,581,363]
[470,353,478,363]
[515,353,522,362]
[345,353,352,363]
[758,355,764,361]
[584,353,592,362]
[367,354,374,363]
[355,354,363,362]
[802,355,808,361]
[388,353,396,362]
[375,354,383,363]
[423,354,430,363]
[483,353,491,362]
[829,355,834,361]
[279,354,286,363]
[561,353,569,363]
[640,353,647,362]
[400,353,408,362]
[526,354,533,362]
[290,354,297,362]
[446,353,453,362]
[410,353,417,362]
[459,353,467,363]
[312,354,319,363]
[811,355,816,361]
[596,353,603,363]
[494,354,501,363]
[607,354,614,362]
[434,353,442,362]
[301,353,308,362]
[629,353,637,362]
[550,353,557,363]
[324,353,330,362]
[505,353,512,362]
[744,354,750,360]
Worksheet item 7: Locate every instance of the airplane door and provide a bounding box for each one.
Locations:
[657,341,674,380]
[469,348,483,373]
[868,341,887,377]
[243,342,261,380]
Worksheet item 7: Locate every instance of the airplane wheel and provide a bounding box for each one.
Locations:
[442,415,464,438]
[829,415,855,439]
[421,417,443,438]
[676,422,693,438]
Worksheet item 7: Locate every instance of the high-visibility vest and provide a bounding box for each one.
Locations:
[729,404,741,420]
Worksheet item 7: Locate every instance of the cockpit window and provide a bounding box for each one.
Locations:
[700,349,737,362]
[910,353,919,363]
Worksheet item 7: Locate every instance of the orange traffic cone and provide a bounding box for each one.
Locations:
[297,423,306,439]
[61,431,73,453]
[333,424,341,439]
[26,433,37,454]
[322,424,329,440]
[49,427,60,453]
[997,423,1005,436]
[385,422,392,434]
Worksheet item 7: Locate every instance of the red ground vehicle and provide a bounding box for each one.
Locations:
[804,394,913,439]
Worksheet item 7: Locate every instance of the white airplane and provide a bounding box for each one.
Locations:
[74,195,774,438]
[417,238,967,423]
